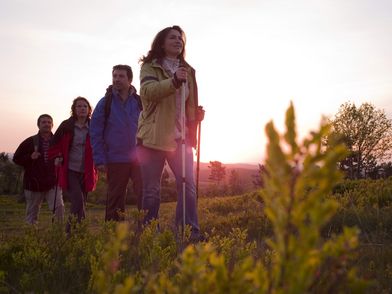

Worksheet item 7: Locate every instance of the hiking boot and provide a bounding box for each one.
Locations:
[189,233,207,243]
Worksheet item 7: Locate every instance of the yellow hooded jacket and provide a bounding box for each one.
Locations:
[137,59,199,151]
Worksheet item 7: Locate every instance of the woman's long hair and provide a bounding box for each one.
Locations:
[70,96,92,119]
[140,25,186,65]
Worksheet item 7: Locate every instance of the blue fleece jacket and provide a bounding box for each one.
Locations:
[90,91,140,165]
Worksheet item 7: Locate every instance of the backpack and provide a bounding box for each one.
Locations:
[103,85,142,130]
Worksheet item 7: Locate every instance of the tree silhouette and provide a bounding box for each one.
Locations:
[208,161,226,185]
[0,152,22,194]
[252,164,267,188]
[329,102,392,179]
[229,169,244,195]
[0,152,9,162]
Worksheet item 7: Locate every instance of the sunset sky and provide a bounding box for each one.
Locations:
[1,0,391,164]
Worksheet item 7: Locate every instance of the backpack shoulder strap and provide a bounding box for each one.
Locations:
[103,86,141,130]
[103,86,113,130]
[129,85,142,111]
[32,134,40,152]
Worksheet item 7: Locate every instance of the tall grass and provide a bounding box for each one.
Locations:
[1,104,391,292]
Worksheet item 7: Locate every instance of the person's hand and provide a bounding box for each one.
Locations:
[196,106,205,122]
[97,165,107,173]
[174,67,187,83]
[54,157,63,166]
[31,151,41,160]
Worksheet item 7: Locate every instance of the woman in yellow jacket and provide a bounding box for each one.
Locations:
[137,25,204,241]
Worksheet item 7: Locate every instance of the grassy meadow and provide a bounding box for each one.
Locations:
[0,191,265,241]
[1,105,392,293]
[1,178,392,293]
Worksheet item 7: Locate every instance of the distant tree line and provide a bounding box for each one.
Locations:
[204,161,250,196]
[2,102,391,199]
[0,152,22,195]
[232,101,392,193]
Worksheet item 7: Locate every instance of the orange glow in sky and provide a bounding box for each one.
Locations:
[1,0,391,164]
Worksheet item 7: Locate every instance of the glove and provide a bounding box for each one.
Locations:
[196,106,205,122]
[54,157,63,166]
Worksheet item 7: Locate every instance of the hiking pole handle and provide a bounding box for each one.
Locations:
[180,82,187,239]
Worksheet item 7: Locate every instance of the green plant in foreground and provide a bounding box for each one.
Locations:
[0,220,105,293]
[90,222,136,294]
[56,103,371,293]
[259,102,365,293]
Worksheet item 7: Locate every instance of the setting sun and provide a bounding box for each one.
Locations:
[0,0,391,164]
[1,2,392,292]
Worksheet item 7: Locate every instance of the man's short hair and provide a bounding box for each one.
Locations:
[112,64,133,82]
[37,114,53,126]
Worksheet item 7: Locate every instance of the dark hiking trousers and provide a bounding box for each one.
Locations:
[105,162,142,221]
[66,169,86,234]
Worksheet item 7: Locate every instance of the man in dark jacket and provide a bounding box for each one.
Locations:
[90,65,142,221]
[13,114,64,224]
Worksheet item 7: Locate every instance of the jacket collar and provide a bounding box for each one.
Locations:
[111,85,137,99]
[151,58,165,69]
[150,59,171,78]
[67,116,90,128]
[152,58,191,68]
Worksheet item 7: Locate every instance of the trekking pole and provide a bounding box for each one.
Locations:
[196,118,201,200]
[52,159,60,223]
[180,82,186,241]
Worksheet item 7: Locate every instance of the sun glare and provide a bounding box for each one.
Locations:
[1,1,391,165]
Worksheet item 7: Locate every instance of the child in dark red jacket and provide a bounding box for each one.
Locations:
[50,97,97,234]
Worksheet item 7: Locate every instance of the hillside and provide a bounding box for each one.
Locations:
[162,162,259,193]
[196,162,259,191]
